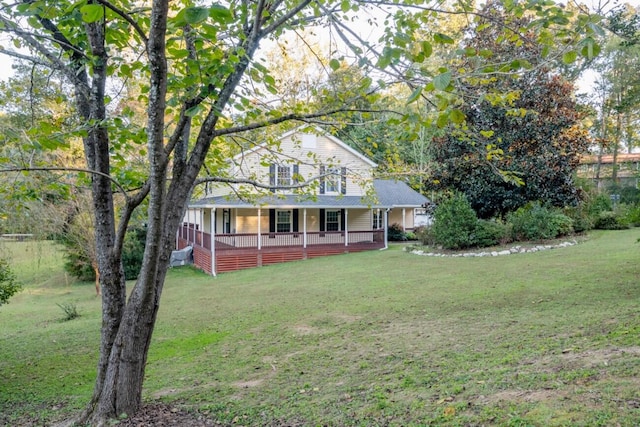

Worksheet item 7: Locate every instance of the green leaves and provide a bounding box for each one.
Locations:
[433,71,452,91]
[184,7,210,25]
[562,50,578,64]
[80,4,103,23]
[172,5,233,27]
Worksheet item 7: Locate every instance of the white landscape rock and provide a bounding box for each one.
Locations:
[406,240,577,258]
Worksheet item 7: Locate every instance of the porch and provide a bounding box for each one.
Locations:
[177,225,385,273]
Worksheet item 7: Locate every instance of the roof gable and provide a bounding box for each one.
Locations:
[232,125,377,168]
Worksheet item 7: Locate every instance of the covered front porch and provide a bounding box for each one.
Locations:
[177,206,388,274]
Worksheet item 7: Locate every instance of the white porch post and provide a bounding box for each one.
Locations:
[384,208,389,249]
[257,208,262,250]
[200,209,204,247]
[344,209,349,247]
[190,209,195,245]
[303,208,307,248]
[402,208,406,230]
[211,208,216,276]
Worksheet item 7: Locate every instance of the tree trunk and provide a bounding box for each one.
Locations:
[92,261,100,296]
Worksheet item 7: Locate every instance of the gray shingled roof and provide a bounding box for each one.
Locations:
[373,179,430,207]
[190,179,429,209]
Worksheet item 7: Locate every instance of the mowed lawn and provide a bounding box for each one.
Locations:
[1,230,640,426]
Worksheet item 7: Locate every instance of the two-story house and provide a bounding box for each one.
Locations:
[177,127,430,274]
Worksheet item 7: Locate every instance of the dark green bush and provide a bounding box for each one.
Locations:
[563,205,594,233]
[474,219,510,247]
[0,258,21,307]
[594,211,630,230]
[619,186,640,205]
[623,204,640,227]
[122,225,146,280]
[508,202,574,241]
[432,193,478,249]
[387,223,407,241]
[585,193,613,217]
[62,244,95,281]
[63,224,146,281]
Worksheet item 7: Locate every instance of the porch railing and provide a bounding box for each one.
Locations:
[178,224,384,251]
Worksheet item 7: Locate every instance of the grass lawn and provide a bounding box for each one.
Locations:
[1,231,640,426]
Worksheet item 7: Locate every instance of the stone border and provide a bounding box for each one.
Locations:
[405,240,578,258]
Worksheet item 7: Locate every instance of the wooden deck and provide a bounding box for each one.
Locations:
[177,227,385,273]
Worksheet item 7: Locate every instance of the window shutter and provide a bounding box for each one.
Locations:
[269,209,276,233]
[292,209,299,232]
[293,164,299,183]
[340,209,346,231]
[341,167,347,195]
[269,164,276,192]
[319,165,325,194]
[319,209,325,232]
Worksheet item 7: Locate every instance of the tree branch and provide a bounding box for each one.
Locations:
[212,107,397,138]
[95,0,149,46]
[194,172,335,191]
[0,167,130,199]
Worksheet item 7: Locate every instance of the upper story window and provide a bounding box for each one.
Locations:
[320,165,346,195]
[269,164,298,192]
[325,167,341,194]
[276,165,292,187]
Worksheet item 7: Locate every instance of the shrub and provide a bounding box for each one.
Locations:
[508,202,574,241]
[415,225,436,246]
[0,258,21,307]
[57,302,80,321]
[62,244,95,281]
[563,205,594,233]
[122,225,146,280]
[619,186,640,205]
[387,223,407,241]
[623,204,640,227]
[474,219,509,247]
[63,224,147,282]
[431,193,478,249]
[585,193,612,217]
[594,211,630,230]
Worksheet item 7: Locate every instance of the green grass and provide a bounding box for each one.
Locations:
[2,231,640,425]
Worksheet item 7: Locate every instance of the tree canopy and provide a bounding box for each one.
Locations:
[429,2,592,218]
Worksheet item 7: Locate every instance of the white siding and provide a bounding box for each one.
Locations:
[222,131,374,197]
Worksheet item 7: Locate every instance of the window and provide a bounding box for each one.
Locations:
[372,209,383,229]
[276,210,292,233]
[326,210,340,231]
[276,165,292,187]
[325,167,341,193]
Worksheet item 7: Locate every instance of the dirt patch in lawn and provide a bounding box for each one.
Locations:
[530,346,640,371]
[114,403,217,426]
